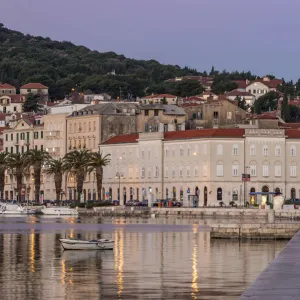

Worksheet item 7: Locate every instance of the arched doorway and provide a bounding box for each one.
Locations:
[83,189,86,202]
[195,186,199,199]
[217,187,222,201]
[204,186,208,206]
[232,188,238,201]
[275,187,280,194]
[136,188,139,201]
[88,189,91,201]
[291,188,296,199]
[93,189,96,201]
[166,188,168,199]
[130,187,134,200]
[74,189,77,201]
[250,187,256,205]
[262,186,269,205]
[172,187,176,200]
[68,188,72,201]
[180,187,183,202]
[123,187,127,204]
[108,188,112,201]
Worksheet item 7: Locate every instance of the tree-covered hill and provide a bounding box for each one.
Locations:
[0,23,202,99]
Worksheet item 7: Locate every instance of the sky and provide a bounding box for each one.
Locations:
[0,0,300,80]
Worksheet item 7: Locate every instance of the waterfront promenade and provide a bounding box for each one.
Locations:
[241,230,300,299]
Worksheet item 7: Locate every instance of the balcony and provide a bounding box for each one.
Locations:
[45,131,60,139]
[47,147,61,156]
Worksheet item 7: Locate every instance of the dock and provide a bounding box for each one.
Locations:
[240,230,300,299]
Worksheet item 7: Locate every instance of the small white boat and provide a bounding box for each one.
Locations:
[59,238,114,250]
[0,202,25,215]
[41,206,78,216]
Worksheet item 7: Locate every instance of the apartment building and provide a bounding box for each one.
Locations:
[100,128,300,206]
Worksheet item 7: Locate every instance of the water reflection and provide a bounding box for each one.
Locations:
[0,217,287,300]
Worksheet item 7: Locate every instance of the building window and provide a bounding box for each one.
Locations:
[11,133,13,141]
[163,124,168,132]
[227,112,232,120]
[250,144,256,156]
[144,110,149,116]
[275,145,281,157]
[250,164,257,176]
[180,147,184,156]
[179,166,183,177]
[217,161,223,177]
[291,145,296,157]
[147,167,152,178]
[172,167,176,177]
[262,164,269,177]
[186,166,190,177]
[154,110,159,116]
[194,166,198,176]
[41,131,43,139]
[141,167,145,178]
[217,144,223,155]
[275,165,282,177]
[10,147,13,153]
[165,148,169,157]
[164,167,168,178]
[290,165,297,177]
[263,145,268,156]
[203,164,207,177]
[232,165,239,177]
[233,144,238,156]
[217,187,222,201]
[155,166,159,178]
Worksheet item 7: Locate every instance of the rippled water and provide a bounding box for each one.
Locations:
[0,216,286,300]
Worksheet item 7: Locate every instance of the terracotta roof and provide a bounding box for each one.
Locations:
[184,96,205,102]
[102,134,139,144]
[0,94,25,103]
[0,83,15,89]
[233,80,248,89]
[280,123,300,129]
[253,112,278,120]
[233,79,283,90]
[102,129,246,145]
[199,91,217,97]
[286,129,300,139]
[226,89,253,97]
[20,83,48,89]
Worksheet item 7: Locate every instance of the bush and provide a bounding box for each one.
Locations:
[85,203,93,209]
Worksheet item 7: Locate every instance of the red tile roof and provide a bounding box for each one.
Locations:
[226,89,253,97]
[102,129,246,145]
[20,83,48,89]
[233,80,248,89]
[0,83,15,89]
[286,129,300,139]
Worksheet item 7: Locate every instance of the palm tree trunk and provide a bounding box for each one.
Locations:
[0,170,5,201]
[34,165,41,203]
[54,172,62,204]
[77,173,84,202]
[96,166,103,201]
[16,173,22,203]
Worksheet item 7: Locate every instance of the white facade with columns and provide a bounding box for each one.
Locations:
[101,129,300,206]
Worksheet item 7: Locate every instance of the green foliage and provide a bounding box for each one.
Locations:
[211,72,239,94]
[235,96,249,111]
[23,93,41,112]
[0,24,200,99]
[281,89,290,122]
[289,105,300,122]
[254,91,280,114]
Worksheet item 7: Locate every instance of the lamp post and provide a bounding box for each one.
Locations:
[115,172,123,204]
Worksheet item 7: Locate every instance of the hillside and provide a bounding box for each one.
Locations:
[0,23,202,99]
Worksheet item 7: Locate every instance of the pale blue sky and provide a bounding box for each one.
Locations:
[1,0,299,80]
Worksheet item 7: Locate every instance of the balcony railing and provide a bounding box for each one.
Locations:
[45,131,60,139]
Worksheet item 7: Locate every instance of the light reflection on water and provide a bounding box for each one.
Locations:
[0,216,287,300]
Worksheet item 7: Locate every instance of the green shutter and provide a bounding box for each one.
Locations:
[41,131,43,139]
[27,132,30,140]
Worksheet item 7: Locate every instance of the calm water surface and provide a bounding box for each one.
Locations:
[0,216,287,300]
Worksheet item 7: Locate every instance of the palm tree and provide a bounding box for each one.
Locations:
[88,152,110,201]
[0,152,8,201]
[6,153,28,202]
[44,158,65,202]
[63,150,91,201]
[24,149,50,202]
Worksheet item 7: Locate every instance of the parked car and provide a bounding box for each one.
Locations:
[283,198,300,209]
[139,200,148,207]
[172,201,182,207]
[125,200,135,206]
[112,200,120,206]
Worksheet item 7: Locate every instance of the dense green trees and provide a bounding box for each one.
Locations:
[254,91,280,114]
[281,89,290,122]
[23,93,41,112]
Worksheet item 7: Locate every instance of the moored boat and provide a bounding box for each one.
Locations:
[59,238,114,250]
[0,202,25,215]
[41,206,78,216]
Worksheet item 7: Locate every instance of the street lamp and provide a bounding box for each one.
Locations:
[115,172,123,203]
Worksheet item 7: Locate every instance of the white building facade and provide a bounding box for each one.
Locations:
[100,129,300,206]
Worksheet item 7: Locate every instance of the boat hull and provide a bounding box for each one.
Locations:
[41,207,78,216]
[59,239,114,250]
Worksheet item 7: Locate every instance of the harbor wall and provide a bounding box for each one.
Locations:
[88,207,300,220]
